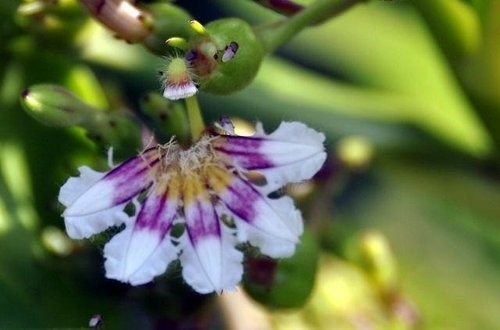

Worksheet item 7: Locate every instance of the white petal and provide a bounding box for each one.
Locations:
[207,170,303,258]
[63,177,117,217]
[60,167,131,239]
[62,149,159,217]
[163,82,197,101]
[213,122,326,193]
[104,184,180,285]
[233,196,303,258]
[104,226,178,285]
[256,122,326,191]
[58,166,104,207]
[64,206,130,239]
[180,227,243,294]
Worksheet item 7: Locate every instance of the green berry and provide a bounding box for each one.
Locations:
[189,18,264,95]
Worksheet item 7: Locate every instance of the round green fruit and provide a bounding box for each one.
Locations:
[190,18,264,95]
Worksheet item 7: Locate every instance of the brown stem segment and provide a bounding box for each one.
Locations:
[253,0,304,16]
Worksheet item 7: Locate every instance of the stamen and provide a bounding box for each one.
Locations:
[190,20,209,36]
[166,37,188,50]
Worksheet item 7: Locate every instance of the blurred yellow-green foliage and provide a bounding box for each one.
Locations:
[1,0,500,328]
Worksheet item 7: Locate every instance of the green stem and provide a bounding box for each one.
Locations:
[185,96,205,140]
[255,0,366,53]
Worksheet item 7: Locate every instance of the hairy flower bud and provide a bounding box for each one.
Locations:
[161,57,197,100]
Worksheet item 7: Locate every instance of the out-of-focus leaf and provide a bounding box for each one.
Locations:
[271,256,390,329]
[223,1,492,156]
[280,3,491,156]
[201,64,474,159]
[0,142,118,327]
[412,0,481,59]
[335,156,500,328]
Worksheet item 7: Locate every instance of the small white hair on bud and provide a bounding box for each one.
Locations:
[161,57,198,100]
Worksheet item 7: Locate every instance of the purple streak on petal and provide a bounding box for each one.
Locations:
[184,199,221,246]
[103,148,161,205]
[226,184,257,220]
[217,175,259,224]
[135,187,177,238]
[213,136,274,170]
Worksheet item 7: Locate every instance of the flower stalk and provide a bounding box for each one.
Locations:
[185,95,205,141]
[256,0,367,53]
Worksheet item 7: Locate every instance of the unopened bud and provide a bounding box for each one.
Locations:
[336,135,374,171]
[359,230,398,293]
[80,0,152,43]
[88,111,141,153]
[139,92,190,144]
[20,84,93,127]
[21,84,141,153]
[16,0,84,41]
[141,2,193,55]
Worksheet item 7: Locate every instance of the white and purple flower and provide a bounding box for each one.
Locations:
[59,121,326,294]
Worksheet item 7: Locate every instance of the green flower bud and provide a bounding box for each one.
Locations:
[21,84,141,154]
[142,3,194,55]
[188,18,264,95]
[358,230,398,294]
[336,135,374,171]
[139,92,190,144]
[88,111,141,153]
[20,84,92,127]
[16,0,85,42]
[345,230,399,295]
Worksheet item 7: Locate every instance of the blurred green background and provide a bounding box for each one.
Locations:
[1,0,499,328]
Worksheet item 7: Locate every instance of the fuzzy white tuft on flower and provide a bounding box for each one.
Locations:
[161,57,198,100]
[59,121,326,294]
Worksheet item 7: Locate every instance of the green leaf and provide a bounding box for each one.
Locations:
[335,156,500,328]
